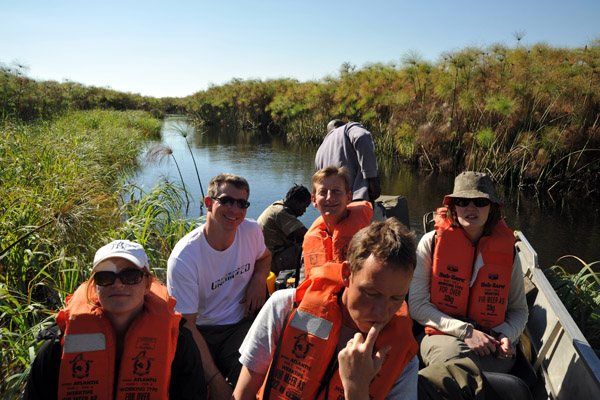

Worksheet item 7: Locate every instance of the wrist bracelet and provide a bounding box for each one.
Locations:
[207,371,220,385]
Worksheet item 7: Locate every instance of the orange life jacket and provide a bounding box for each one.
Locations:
[426,207,515,334]
[56,281,181,400]
[258,263,418,400]
[302,201,372,278]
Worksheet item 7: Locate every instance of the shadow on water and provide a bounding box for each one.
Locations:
[131,118,600,272]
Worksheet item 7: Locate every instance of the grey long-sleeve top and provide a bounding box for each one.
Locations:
[315,122,378,202]
[408,231,529,343]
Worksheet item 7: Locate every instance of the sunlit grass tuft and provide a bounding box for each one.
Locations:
[545,256,600,356]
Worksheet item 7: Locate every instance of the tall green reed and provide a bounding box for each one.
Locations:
[545,257,600,356]
[116,179,203,280]
[145,144,192,215]
[0,109,181,397]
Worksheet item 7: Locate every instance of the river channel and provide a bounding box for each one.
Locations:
[131,118,600,271]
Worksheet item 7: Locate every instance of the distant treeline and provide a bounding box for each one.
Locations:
[179,43,600,196]
[0,63,181,121]
[3,41,600,196]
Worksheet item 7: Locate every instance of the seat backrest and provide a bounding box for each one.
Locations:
[422,211,436,233]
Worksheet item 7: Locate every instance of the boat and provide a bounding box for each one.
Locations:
[423,211,600,399]
[276,205,600,398]
[514,231,600,399]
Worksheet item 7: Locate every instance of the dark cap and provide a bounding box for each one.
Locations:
[327,119,345,132]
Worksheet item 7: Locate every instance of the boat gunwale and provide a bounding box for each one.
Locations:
[516,231,600,398]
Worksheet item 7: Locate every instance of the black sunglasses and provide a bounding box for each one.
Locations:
[211,196,250,209]
[94,269,145,286]
[454,198,491,208]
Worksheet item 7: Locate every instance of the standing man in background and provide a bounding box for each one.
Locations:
[315,119,381,203]
[167,173,271,400]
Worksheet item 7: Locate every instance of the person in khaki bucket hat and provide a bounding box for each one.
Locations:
[408,171,531,399]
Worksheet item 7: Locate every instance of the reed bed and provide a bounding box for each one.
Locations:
[0,110,196,397]
[180,42,600,197]
[0,62,172,122]
[545,257,600,357]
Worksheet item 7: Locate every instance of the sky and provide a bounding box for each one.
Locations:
[3,0,599,98]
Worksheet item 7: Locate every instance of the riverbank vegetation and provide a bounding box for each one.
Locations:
[4,42,599,197]
[0,63,181,121]
[546,258,600,356]
[2,39,600,395]
[180,42,600,198]
[0,110,197,396]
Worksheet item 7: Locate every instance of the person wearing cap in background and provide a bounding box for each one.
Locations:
[167,173,271,400]
[408,171,528,376]
[315,119,381,203]
[25,239,206,400]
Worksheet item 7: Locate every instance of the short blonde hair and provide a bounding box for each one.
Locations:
[311,166,350,195]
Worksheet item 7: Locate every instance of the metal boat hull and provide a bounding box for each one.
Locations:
[515,232,600,399]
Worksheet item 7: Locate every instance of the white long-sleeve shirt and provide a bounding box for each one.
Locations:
[408,231,528,343]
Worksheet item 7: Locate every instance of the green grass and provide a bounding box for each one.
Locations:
[544,257,600,356]
[0,109,200,397]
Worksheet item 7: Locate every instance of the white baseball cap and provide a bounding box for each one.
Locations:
[93,240,150,273]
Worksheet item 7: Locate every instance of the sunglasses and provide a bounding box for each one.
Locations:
[211,196,250,209]
[94,269,145,286]
[454,198,491,208]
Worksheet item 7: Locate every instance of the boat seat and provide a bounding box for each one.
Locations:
[508,340,538,389]
[422,210,436,233]
[483,371,533,400]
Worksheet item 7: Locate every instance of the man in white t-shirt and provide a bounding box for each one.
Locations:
[167,173,271,400]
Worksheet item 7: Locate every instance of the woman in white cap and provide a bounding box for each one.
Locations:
[408,171,528,375]
[25,240,207,400]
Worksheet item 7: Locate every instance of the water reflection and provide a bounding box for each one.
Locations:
[131,118,600,271]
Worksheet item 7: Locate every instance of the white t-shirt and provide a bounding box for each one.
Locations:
[239,289,418,400]
[167,219,267,326]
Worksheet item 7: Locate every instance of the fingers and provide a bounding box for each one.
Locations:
[339,326,389,393]
[346,323,383,352]
[240,295,258,316]
[496,338,515,359]
[373,345,392,373]
[346,332,363,348]
[240,296,251,317]
[244,296,266,317]
[364,323,384,349]
[483,342,496,356]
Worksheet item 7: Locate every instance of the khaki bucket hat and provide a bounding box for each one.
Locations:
[443,171,503,206]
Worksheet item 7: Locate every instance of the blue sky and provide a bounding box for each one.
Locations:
[2,0,599,98]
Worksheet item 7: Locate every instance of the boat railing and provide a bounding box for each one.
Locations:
[515,231,600,399]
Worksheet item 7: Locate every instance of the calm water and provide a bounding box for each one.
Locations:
[131,118,600,271]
